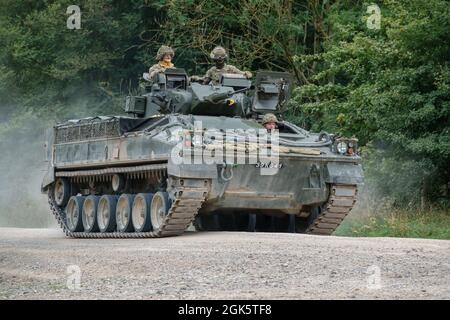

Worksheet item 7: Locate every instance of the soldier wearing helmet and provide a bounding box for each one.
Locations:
[191,46,252,85]
[262,113,278,132]
[148,45,175,79]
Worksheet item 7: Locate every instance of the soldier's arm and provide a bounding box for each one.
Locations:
[227,65,244,74]
[149,64,163,80]
[203,68,213,85]
[190,75,206,83]
[228,65,252,78]
[149,64,157,74]
[149,70,158,80]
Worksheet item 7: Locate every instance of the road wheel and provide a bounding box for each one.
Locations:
[116,194,135,232]
[112,174,126,193]
[54,178,71,207]
[97,195,118,233]
[132,193,154,232]
[150,192,171,231]
[82,195,100,233]
[65,196,85,232]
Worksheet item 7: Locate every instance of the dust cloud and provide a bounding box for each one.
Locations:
[0,92,121,228]
[0,114,56,228]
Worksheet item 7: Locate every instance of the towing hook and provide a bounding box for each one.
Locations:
[220,163,234,182]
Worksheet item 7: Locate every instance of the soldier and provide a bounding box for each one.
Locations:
[192,46,252,85]
[262,113,278,132]
[148,45,175,80]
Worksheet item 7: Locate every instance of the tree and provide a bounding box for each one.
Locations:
[290,0,450,207]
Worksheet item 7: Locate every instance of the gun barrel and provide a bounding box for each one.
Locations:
[205,86,253,103]
[206,91,233,103]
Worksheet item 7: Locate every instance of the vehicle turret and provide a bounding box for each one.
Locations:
[125,69,292,120]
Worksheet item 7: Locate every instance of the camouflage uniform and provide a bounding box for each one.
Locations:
[262,113,278,125]
[202,46,252,85]
[149,45,175,79]
[262,113,278,132]
[205,65,251,85]
[149,62,174,79]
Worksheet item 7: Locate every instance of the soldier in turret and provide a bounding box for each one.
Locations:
[191,46,252,85]
[148,45,175,79]
[262,113,278,132]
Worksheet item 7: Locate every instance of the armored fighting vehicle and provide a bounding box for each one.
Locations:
[41,69,363,238]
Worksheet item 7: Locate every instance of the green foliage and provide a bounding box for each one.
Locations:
[290,0,450,207]
[0,0,449,227]
[159,0,319,80]
[0,0,165,120]
[335,208,450,240]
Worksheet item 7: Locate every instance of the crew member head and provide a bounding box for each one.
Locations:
[156,45,175,65]
[210,46,228,69]
[262,113,279,132]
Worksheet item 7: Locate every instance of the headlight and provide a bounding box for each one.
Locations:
[337,142,348,154]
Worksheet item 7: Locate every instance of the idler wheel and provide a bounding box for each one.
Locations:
[97,195,118,232]
[54,178,71,207]
[116,194,135,232]
[132,193,154,232]
[150,192,171,231]
[65,196,85,232]
[82,195,100,233]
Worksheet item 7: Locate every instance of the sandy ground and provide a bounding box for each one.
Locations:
[0,227,449,300]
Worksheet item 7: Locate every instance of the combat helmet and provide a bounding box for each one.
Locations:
[156,45,175,61]
[262,113,278,125]
[210,46,228,60]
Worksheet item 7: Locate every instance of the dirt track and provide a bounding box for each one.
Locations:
[0,227,449,299]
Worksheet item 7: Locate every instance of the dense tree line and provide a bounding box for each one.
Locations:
[0,0,448,212]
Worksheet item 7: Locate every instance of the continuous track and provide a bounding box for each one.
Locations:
[306,184,358,235]
[48,163,357,237]
[48,164,208,238]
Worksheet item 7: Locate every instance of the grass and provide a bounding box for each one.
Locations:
[334,208,450,240]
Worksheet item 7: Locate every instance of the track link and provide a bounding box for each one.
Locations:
[48,165,209,238]
[306,184,358,235]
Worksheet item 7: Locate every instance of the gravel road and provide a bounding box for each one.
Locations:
[0,227,449,299]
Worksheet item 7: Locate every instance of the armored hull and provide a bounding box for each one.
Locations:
[42,70,363,238]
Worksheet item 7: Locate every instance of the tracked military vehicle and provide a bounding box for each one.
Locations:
[41,69,363,238]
